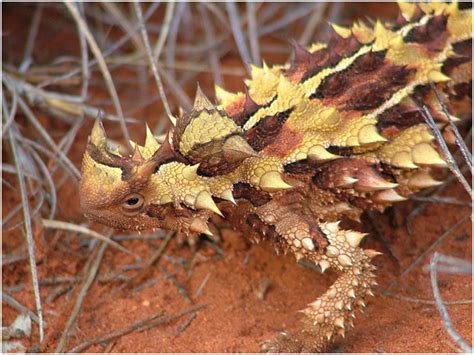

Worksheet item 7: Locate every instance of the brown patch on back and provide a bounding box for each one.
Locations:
[245,108,294,151]
[376,103,425,135]
[452,82,472,99]
[443,54,472,76]
[311,51,386,100]
[312,60,415,113]
[376,85,449,133]
[404,15,449,52]
[285,32,362,83]
[262,125,304,158]
[447,83,472,118]
[233,183,272,207]
[442,39,472,106]
[443,38,472,75]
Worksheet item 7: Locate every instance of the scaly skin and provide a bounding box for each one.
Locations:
[79,3,472,352]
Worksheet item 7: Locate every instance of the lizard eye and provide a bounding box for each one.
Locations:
[121,193,144,215]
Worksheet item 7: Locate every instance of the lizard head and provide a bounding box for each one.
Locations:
[79,119,163,231]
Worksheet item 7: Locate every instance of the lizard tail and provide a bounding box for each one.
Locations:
[300,222,380,351]
[261,221,380,352]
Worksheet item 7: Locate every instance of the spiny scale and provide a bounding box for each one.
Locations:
[80,2,471,353]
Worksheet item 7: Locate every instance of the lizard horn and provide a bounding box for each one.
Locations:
[86,118,134,172]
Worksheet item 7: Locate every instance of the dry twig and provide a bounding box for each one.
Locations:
[55,241,108,352]
[41,219,139,258]
[419,104,472,197]
[67,303,207,353]
[134,1,174,124]
[7,127,45,342]
[64,1,131,146]
[430,253,472,352]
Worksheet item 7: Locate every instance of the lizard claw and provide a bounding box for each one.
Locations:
[260,331,307,353]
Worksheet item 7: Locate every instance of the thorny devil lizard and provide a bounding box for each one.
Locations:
[79,2,472,352]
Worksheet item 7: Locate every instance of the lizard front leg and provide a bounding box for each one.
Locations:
[255,200,380,352]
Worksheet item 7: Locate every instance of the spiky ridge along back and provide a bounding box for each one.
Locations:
[81,2,472,222]
[135,2,471,215]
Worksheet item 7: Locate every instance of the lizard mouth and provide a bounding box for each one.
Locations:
[82,210,123,230]
[83,208,159,232]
